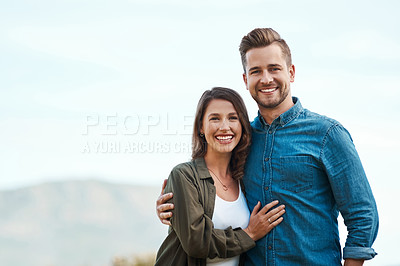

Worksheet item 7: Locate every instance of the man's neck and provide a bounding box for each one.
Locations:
[259,96,294,125]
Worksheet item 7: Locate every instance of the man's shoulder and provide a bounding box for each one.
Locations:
[300,108,342,129]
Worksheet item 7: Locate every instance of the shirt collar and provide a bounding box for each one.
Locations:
[254,97,303,129]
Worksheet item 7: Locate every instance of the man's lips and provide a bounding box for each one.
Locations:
[260,87,278,93]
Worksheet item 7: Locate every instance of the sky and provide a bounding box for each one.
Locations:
[1,0,399,264]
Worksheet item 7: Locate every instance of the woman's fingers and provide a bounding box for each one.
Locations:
[259,200,279,214]
[269,217,284,227]
[257,201,286,226]
[267,207,286,224]
[245,201,286,241]
[250,201,261,216]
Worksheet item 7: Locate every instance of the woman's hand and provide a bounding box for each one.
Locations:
[243,200,285,241]
[155,179,174,226]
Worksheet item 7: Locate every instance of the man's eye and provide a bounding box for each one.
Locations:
[250,70,260,75]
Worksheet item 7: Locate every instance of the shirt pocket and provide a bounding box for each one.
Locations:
[279,156,313,193]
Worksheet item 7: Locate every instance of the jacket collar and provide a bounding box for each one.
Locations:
[193,157,212,180]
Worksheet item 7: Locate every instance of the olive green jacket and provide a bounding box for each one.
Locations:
[155,158,255,266]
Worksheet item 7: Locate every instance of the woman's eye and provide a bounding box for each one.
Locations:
[230,116,238,120]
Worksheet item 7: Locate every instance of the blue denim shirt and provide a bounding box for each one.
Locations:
[243,97,378,266]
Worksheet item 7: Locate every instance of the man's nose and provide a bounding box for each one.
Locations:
[261,71,273,83]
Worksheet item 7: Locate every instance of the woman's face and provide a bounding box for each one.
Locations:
[201,99,242,156]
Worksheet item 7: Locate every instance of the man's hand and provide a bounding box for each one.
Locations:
[344,258,364,266]
[156,179,174,226]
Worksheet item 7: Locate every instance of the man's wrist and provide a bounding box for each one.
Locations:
[344,258,364,266]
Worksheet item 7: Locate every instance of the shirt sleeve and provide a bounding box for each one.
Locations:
[165,164,255,259]
[321,124,379,260]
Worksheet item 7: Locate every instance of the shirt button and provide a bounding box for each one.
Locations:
[265,186,269,191]
[269,130,273,134]
[268,246,272,250]
[264,158,269,162]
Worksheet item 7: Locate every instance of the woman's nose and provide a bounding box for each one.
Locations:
[219,119,230,130]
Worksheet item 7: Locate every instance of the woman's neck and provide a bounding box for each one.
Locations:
[204,152,231,178]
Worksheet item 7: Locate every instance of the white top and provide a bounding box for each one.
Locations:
[206,184,250,266]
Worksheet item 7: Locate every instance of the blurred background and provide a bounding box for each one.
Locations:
[1,0,399,265]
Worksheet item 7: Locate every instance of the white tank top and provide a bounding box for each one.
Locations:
[207,184,250,266]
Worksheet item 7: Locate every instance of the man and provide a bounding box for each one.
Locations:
[156,28,378,265]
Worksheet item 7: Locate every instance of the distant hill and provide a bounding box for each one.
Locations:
[0,180,168,266]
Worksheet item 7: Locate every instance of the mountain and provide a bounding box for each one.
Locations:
[0,180,168,266]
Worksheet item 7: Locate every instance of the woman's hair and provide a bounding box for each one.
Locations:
[239,27,292,73]
[192,87,251,181]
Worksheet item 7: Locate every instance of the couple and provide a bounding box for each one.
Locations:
[155,28,379,266]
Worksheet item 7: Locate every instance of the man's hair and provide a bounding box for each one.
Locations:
[192,87,251,181]
[239,28,292,73]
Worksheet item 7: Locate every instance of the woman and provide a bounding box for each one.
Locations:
[155,87,285,266]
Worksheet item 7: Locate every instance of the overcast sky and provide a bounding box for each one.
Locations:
[1,0,399,264]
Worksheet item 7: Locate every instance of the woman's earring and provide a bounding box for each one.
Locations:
[200,132,204,137]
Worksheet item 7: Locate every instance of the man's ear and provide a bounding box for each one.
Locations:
[243,72,249,90]
[289,65,295,83]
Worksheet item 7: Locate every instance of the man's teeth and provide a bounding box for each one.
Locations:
[216,136,233,140]
[261,88,276,92]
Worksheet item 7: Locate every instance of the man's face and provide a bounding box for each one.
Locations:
[243,43,295,113]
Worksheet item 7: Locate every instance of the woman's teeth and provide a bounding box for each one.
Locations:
[216,136,233,140]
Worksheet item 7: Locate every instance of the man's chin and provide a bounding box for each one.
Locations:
[257,100,282,109]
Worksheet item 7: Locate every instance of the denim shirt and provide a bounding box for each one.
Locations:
[243,97,378,266]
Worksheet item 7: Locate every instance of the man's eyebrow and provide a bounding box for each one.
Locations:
[248,64,282,72]
[268,64,283,68]
[248,66,261,72]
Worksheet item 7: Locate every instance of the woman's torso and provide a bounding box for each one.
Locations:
[207,183,250,266]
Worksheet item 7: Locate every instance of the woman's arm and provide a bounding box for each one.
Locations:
[166,165,285,259]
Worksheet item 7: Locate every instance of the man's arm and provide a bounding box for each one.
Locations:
[344,258,364,266]
[155,179,174,226]
[321,124,378,262]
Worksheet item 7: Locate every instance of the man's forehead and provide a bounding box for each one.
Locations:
[245,45,285,68]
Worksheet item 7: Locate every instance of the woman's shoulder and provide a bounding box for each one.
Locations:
[169,158,206,182]
[165,159,205,193]
[169,160,197,179]
[171,160,195,172]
